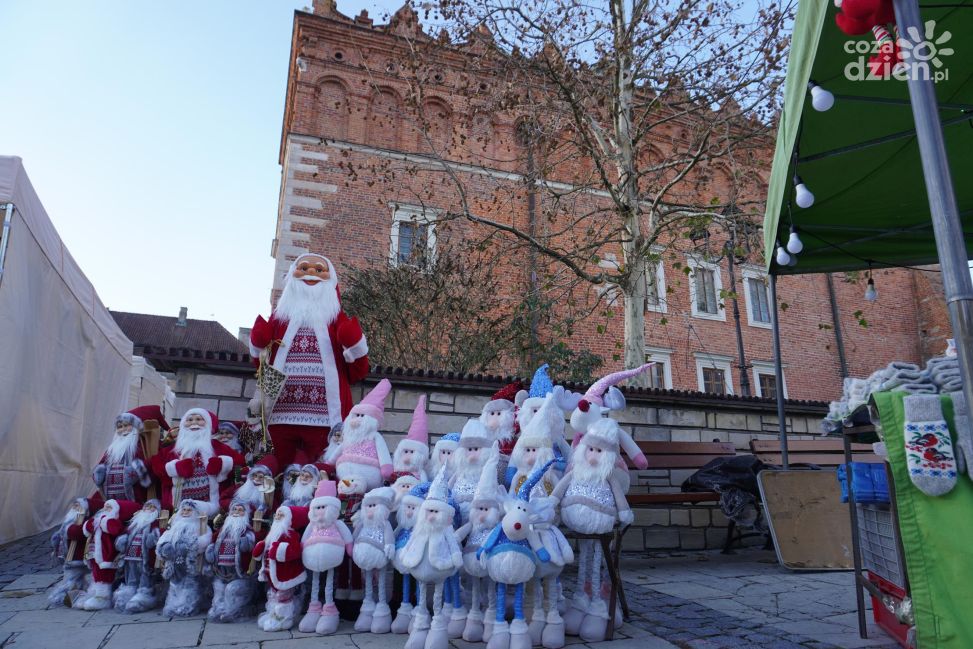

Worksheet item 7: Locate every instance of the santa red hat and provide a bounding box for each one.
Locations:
[126,405,170,431]
[276,505,310,531]
[310,480,340,510]
[398,395,429,455]
[180,408,218,434]
[348,379,392,426]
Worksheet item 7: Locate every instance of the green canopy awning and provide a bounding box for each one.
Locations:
[763,1,973,274]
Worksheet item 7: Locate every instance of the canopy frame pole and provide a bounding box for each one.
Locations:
[893,0,973,416]
[769,274,789,470]
[0,203,13,282]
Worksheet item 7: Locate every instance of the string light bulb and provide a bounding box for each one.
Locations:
[865,274,878,302]
[807,81,835,112]
[794,175,815,209]
[775,245,791,267]
[786,226,804,255]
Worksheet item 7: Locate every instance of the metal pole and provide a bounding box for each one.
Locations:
[826,274,850,379]
[893,0,973,420]
[844,434,869,639]
[769,274,789,469]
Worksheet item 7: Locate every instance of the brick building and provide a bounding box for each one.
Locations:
[269,1,951,403]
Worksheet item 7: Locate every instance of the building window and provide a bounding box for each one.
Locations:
[694,353,734,395]
[644,347,673,389]
[752,361,787,399]
[644,250,667,313]
[687,258,725,321]
[741,267,772,329]
[390,204,438,267]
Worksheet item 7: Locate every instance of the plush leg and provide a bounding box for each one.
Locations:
[441,575,453,623]
[448,572,467,638]
[487,584,510,649]
[510,583,531,649]
[463,576,485,642]
[258,587,276,630]
[221,578,257,622]
[483,578,497,642]
[49,564,86,607]
[541,577,566,649]
[405,582,431,649]
[528,577,546,645]
[274,586,298,631]
[579,544,608,642]
[300,571,323,632]
[556,576,566,615]
[392,573,414,634]
[425,581,449,649]
[371,566,393,633]
[125,568,158,613]
[563,542,590,636]
[355,570,376,631]
[316,570,341,635]
[113,563,138,611]
[82,581,112,611]
[260,587,287,631]
[208,579,227,621]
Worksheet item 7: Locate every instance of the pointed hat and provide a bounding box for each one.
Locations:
[472,442,503,506]
[311,480,339,510]
[427,464,450,505]
[528,364,555,398]
[583,364,652,407]
[349,378,393,426]
[516,392,557,448]
[404,395,429,446]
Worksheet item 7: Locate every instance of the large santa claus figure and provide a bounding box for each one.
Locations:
[92,406,166,503]
[249,253,370,466]
[151,409,245,517]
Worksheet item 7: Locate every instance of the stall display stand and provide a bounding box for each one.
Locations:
[841,424,912,647]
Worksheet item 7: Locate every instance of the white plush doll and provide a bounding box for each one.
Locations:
[568,365,652,491]
[205,499,258,622]
[450,419,493,524]
[391,474,421,523]
[477,461,553,649]
[300,480,353,635]
[514,364,578,468]
[401,467,464,649]
[506,392,564,495]
[455,443,504,642]
[392,396,430,483]
[353,486,397,633]
[525,493,574,648]
[551,418,633,642]
[156,499,213,617]
[335,379,395,490]
[391,481,427,634]
[427,432,460,479]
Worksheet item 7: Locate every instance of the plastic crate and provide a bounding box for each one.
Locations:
[857,503,906,588]
[837,462,890,503]
[867,571,912,648]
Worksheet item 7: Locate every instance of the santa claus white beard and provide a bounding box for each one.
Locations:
[512,446,555,475]
[288,481,316,503]
[234,480,265,507]
[309,508,338,526]
[343,418,377,446]
[453,452,485,481]
[274,273,341,329]
[105,431,139,465]
[482,411,516,444]
[61,507,82,528]
[216,513,249,546]
[175,426,214,460]
[265,518,289,545]
[128,510,159,534]
[569,445,615,483]
[93,509,115,532]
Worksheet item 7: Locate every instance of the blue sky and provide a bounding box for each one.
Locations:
[0,0,401,335]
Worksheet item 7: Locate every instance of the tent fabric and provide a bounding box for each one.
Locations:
[0,155,133,543]
[763,1,973,274]
[873,391,973,648]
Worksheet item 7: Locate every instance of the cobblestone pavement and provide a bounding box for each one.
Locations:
[0,531,899,649]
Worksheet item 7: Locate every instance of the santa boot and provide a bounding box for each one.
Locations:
[463,608,485,642]
[578,597,609,643]
[126,586,157,613]
[510,618,532,649]
[207,580,226,621]
[447,604,467,638]
[258,590,280,632]
[371,602,393,634]
[355,598,376,632]
[562,592,588,636]
[391,602,413,634]
[112,583,136,611]
[220,579,255,622]
[487,620,511,649]
[299,600,322,633]
[275,592,297,631]
[528,583,546,645]
[316,603,341,635]
[82,582,112,611]
[405,608,431,649]
[483,604,496,642]
[541,608,566,649]
[425,611,450,649]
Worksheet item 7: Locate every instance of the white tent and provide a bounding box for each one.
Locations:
[0,156,133,543]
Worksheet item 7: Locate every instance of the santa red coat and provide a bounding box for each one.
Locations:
[249,312,369,427]
[84,515,125,582]
[150,441,245,513]
[253,529,306,590]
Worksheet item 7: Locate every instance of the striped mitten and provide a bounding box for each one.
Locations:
[948,391,973,481]
[903,395,957,496]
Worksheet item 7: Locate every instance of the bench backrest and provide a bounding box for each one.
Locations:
[749,439,881,466]
[633,441,737,469]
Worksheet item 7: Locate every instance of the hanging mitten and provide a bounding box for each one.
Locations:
[948,391,973,481]
[903,395,957,496]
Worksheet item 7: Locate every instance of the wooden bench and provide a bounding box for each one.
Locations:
[749,439,881,466]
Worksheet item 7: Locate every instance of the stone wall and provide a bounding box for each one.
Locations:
[354,370,828,552]
[169,366,256,423]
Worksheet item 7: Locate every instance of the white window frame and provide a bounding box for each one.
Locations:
[686,256,725,321]
[389,203,439,267]
[740,266,772,330]
[693,351,734,395]
[645,247,667,314]
[752,360,788,399]
[644,346,673,389]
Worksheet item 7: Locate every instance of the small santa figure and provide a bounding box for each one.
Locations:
[249,253,370,466]
[551,419,633,642]
[391,474,421,526]
[283,455,323,507]
[254,504,310,631]
[157,499,213,617]
[206,499,258,623]
[75,499,140,611]
[353,486,397,634]
[223,455,278,521]
[428,433,460,478]
[479,381,524,480]
[507,392,562,496]
[48,496,102,606]
[334,379,394,490]
[391,482,426,634]
[449,420,494,524]
[92,406,164,503]
[214,420,244,453]
[515,365,576,469]
[334,476,366,600]
[152,408,245,517]
[112,499,162,613]
[300,480,353,635]
[391,396,430,484]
